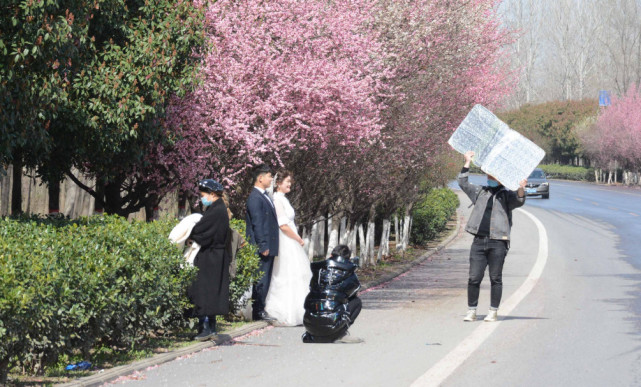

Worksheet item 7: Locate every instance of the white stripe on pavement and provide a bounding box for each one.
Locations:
[411,208,548,387]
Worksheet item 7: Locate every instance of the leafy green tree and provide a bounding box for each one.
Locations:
[0,0,96,213]
[498,99,598,164]
[1,0,205,217]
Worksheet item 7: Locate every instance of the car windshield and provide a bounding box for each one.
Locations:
[529,170,545,179]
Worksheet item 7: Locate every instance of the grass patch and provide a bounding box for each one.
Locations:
[7,318,252,386]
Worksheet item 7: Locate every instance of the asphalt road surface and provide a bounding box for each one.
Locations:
[113,177,641,387]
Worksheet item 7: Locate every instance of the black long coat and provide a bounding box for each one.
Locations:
[188,198,231,316]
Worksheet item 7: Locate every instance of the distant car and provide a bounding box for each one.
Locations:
[525,168,549,199]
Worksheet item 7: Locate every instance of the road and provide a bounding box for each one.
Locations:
[112,177,641,387]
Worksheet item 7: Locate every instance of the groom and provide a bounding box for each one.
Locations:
[245,164,280,321]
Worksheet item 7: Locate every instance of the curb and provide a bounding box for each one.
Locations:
[61,211,461,386]
[59,321,268,387]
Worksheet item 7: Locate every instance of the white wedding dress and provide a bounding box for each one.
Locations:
[264,192,312,326]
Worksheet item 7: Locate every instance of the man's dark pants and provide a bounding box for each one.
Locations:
[252,254,275,317]
[467,236,508,309]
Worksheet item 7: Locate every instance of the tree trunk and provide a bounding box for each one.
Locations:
[326,214,339,257]
[394,215,400,250]
[48,181,60,214]
[348,224,358,256]
[302,226,310,256]
[0,357,9,385]
[358,223,367,261]
[316,218,325,257]
[377,218,391,261]
[339,217,347,244]
[178,191,187,219]
[11,157,22,215]
[25,174,34,214]
[307,221,318,261]
[366,219,375,265]
[144,195,159,222]
[0,165,10,216]
[400,206,412,251]
[104,181,122,216]
[94,179,105,214]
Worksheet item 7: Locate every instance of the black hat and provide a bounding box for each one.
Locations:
[198,179,224,193]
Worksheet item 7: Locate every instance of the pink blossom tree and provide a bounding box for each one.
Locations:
[157,0,391,212]
[584,85,641,184]
[148,0,517,260]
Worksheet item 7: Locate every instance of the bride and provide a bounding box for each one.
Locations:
[264,171,312,326]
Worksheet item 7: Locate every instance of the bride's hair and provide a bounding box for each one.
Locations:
[275,170,294,192]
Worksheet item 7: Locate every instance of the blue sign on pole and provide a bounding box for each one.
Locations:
[599,90,611,107]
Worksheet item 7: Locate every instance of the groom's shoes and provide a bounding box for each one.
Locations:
[255,310,276,322]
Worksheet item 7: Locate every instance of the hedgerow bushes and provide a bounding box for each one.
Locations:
[411,188,459,245]
[228,219,260,316]
[539,164,595,181]
[0,214,259,383]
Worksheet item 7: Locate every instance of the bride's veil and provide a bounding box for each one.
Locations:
[266,172,278,199]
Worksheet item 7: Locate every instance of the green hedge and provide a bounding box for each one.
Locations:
[228,219,260,316]
[411,188,459,245]
[539,164,595,182]
[0,214,259,382]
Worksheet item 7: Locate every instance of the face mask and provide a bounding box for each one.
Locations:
[201,197,213,207]
[487,179,499,188]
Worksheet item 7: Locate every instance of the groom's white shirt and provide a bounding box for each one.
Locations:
[254,186,275,208]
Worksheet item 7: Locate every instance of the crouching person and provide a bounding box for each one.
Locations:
[302,245,363,344]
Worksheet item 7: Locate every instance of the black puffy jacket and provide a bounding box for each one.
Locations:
[303,257,361,338]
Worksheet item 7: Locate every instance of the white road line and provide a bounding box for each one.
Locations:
[411,208,549,387]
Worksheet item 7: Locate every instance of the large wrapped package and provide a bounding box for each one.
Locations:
[302,258,361,341]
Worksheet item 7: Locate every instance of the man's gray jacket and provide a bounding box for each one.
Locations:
[458,170,525,241]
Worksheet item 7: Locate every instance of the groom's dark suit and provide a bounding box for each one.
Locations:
[245,187,280,317]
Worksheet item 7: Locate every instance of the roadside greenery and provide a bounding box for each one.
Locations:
[0,214,259,383]
[539,164,595,182]
[497,99,598,165]
[228,219,261,317]
[411,188,459,245]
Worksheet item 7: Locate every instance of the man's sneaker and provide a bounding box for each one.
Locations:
[463,309,477,322]
[484,310,498,322]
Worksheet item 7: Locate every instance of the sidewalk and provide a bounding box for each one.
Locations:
[60,210,462,387]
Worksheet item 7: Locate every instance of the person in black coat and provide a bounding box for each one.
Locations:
[188,179,231,341]
[245,164,280,321]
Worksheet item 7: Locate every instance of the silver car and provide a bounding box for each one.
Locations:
[525,168,549,199]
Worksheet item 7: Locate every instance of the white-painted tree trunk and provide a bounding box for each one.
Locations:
[302,226,310,257]
[339,217,347,244]
[399,206,412,251]
[402,215,411,250]
[366,219,375,265]
[307,221,318,261]
[315,218,325,257]
[394,215,400,250]
[376,221,385,261]
[347,224,358,255]
[326,214,340,258]
[377,218,391,260]
[397,215,405,251]
[358,223,367,259]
